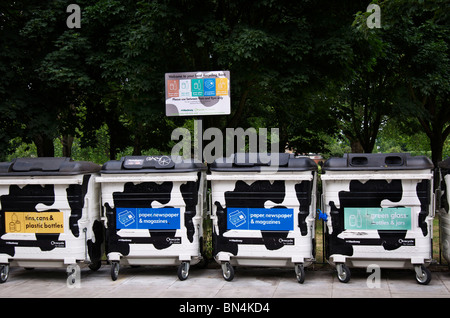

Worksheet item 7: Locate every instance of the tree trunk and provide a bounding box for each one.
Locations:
[109,129,117,160]
[34,135,55,157]
[227,82,252,128]
[350,138,364,153]
[61,135,74,158]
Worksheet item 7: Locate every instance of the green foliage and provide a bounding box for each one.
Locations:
[0,0,448,164]
[378,0,449,164]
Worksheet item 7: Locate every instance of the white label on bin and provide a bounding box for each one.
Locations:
[116,207,180,230]
[5,212,64,234]
[227,208,294,231]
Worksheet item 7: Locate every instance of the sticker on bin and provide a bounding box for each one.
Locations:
[227,208,294,231]
[4,211,64,234]
[116,207,180,230]
[344,207,412,231]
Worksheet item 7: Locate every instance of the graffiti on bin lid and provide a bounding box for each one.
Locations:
[146,156,172,166]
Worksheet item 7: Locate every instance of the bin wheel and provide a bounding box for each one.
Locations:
[222,262,234,281]
[415,265,431,285]
[336,263,351,283]
[88,260,102,271]
[0,264,9,284]
[111,261,120,281]
[177,261,190,281]
[295,264,305,284]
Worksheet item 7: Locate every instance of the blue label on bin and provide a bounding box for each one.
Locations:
[116,207,180,230]
[227,208,294,231]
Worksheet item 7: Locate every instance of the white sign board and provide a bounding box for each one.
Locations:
[165,71,230,116]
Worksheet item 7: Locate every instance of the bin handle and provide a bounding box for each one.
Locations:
[431,191,436,218]
[208,192,212,217]
[198,192,203,217]
[83,227,88,262]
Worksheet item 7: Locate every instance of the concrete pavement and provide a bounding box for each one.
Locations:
[1,263,450,298]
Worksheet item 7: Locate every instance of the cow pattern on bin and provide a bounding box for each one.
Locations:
[326,179,431,258]
[0,175,103,262]
[104,178,200,256]
[213,179,313,256]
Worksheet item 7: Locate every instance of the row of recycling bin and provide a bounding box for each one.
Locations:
[0,153,448,285]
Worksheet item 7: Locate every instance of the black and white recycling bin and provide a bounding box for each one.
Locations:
[97,155,207,281]
[0,157,103,283]
[321,153,435,284]
[208,153,318,283]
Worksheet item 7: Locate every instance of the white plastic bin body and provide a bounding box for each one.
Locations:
[98,156,207,269]
[0,158,103,270]
[208,153,317,274]
[322,154,434,271]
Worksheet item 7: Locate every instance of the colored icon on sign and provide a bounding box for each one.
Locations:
[191,79,204,96]
[215,78,228,96]
[204,78,216,96]
[167,80,179,97]
[179,79,191,97]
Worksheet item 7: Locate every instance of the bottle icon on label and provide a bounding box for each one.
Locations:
[349,210,363,229]
[356,210,362,228]
[9,213,21,232]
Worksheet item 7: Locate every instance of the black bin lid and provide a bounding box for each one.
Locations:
[0,157,101,176]
[210,153,317,172]
[439,157,450,171]
[101,155,207,174]
[323,153,434,171]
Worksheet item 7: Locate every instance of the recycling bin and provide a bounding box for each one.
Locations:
[321,153,434,284]
[97,155,207,281]
[0,157,103,283]
[208,153,318,283]
[438,158,450,267]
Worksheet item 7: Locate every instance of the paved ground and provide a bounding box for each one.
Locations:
[1,263,450,299]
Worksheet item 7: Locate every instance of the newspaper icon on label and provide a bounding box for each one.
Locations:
[228,210,246,228]
[118,210,135,227]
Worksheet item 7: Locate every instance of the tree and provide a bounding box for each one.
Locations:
[201,0,374,153]
[3,0,412,160]
[0,0,103,158]
[0,1,60,157]
[332,45,402,153]
[366,0,450,165]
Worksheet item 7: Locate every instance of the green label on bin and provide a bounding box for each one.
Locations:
[344,207,411,231]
